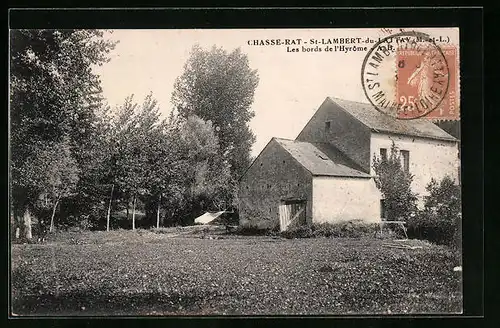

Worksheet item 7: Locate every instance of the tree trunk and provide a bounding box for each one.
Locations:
[156,194,161,229]
[13,207,20,239]
[23,207,33,240]
[132,195,137,230]
[126,200,130,220]
[50,197,60,233]
[11,204,18,239]
[106,184,114,232]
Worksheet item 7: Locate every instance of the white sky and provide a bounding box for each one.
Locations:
[93,28,459,157]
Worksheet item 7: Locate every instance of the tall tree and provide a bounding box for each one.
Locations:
[10,29,116,239]
[143,118,184,229]
[129,94,162,230]
[58,102,116,230]
[175,115,233,223]
[108,94,163,230]
[40,139,80,232]
[171,45,259,181]
[15,140,78,237]
[147,114,191,227]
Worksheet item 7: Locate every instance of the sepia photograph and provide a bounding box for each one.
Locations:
[9,24,463,316]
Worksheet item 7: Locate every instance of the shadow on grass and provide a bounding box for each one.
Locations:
[12,288,229,316]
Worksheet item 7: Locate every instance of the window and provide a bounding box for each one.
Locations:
[380,148,387,160]
[325,121,331,132]
[401,150,410,173]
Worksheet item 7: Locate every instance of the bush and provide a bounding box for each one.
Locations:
[59,216,96,232]
[372,142,419,221]
[79,217,96,231]
[281,221,380,239]
[233,225,273,236]
[406,211,460,246]
[406,176,461,247]
[281,225,314,239]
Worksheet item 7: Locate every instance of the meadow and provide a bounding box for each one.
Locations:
[10,227,462,316]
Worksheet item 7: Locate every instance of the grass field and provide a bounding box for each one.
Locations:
[10,228,462,316]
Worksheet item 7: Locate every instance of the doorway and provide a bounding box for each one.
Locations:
[278,200,307,232]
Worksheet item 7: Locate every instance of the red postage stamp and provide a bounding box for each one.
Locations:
[395,45,459,120]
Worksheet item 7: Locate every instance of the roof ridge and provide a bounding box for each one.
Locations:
[328,96,458,142]
[328,96,371,106]
[311,142,369,174]
[275,137,310,144]
[276,139,371,178]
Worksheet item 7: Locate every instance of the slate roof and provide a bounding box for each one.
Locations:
[274,138,371,178]
[328,97,457,142]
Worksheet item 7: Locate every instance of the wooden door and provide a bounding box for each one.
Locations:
[289,202,306,228]
[279,201,306,231]
[279,204,292,232]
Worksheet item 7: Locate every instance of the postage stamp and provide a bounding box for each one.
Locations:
[361,31,459,120]
[396,44,459,120]
[396,46,459,120]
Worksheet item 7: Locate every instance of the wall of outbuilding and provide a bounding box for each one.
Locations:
[296,98,372,173]
[370,132,460,207]
[238,139,313,229]
[312,176,381,224]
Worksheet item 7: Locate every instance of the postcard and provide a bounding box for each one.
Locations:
[10,26,462,316]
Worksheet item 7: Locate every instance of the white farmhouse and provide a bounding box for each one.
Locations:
[238,97,459,231]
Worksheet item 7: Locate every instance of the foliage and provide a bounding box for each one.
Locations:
[98,96,234,228]
[21,138,80,204]
[28,139,80,231]
[11,232,462,315]
[10,33,258,234]
[172,45,260,181]
[167,115,234,225]
[423,175,461,219]
[406,176,462,247]
[111,95,158,199]
[94,94,172,229]
[372,142,418,221]
[233,224,279,236]
[280,221,380,239]
[233,221,380,239]
[10,29,116,237]
[280,225,314,239]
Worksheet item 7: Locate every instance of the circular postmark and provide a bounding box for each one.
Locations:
[361,31,450,120]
